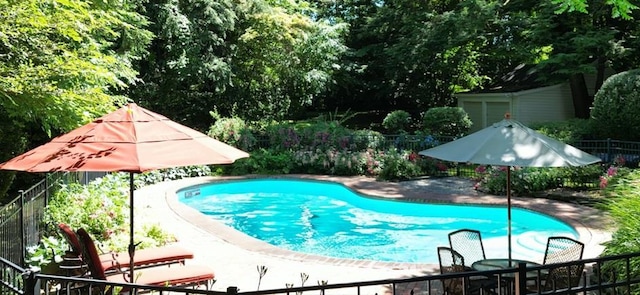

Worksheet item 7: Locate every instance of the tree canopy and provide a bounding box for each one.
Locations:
[2,0,640,199]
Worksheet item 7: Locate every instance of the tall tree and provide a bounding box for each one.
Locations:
[509,0,640,118]
[227,0,347,121]
[131,0,237,130]
[0,0,152,200]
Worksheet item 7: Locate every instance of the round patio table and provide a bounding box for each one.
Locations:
[472,258,541,272]
[472,258,543,295]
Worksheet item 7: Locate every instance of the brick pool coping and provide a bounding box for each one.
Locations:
[164,175,612,270]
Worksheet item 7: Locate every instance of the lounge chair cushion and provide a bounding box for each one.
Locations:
[100,245,195,271]
[77,228,215,287]
[59,223,194,271]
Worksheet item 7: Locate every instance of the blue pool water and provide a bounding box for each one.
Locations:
[178,179,578,264]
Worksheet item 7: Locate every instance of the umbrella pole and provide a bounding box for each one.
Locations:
[128,172,135,281]
[507,167,512,265]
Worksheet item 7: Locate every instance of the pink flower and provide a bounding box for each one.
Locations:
[599,176,608,189]
[475,165,487,174]
[607,166,618,177]
[614,155,626,166]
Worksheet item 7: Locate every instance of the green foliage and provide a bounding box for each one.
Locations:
[422,107,472,137]
[377,149,423,181]
[44,177,129,245]
[529,119,595,142]
[382,110,412,134]
[0,0,152,134]
[591,70,640,141]
[473,166,563,196]
[130,0,237,130]
[0,0,152,198]
[555,165,605,188]
[294,149,366,176]
[227,149,296,175]
[207,114,257,151]
[263,122,303,150]
[259,118,353,151]
[220,0,348,121]
[351,129,386,151]
[26,236,65,273]
[600,170,640,289]
[29,172,188,275]
[551,0,638,20]
[135,166,212,188]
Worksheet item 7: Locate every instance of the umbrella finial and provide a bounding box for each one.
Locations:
[127,105,134,117]
[505,112,511,119]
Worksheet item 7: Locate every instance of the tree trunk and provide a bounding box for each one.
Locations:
[569,74,592,118]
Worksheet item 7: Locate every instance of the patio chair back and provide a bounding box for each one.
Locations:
[541,236,585,291]
[437,247,467,295]
[76,228,111,281]
[448,229,486,266]
[58,223,83,256]
[543,236,584,264]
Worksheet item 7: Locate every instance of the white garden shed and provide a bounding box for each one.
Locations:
[455,82,574,132]
[455,64,615,132]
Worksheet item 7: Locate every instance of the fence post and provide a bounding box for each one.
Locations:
[18,190,25,267]
[24,270,40,295]
[514,262,527,295]
[607,138,612,163]
[227,286,238,295]
[44,175,49,207]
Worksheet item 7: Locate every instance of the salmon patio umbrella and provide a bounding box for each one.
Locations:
[418,113,600,263]
[0,103,250,279]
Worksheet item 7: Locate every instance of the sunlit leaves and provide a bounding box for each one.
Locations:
[0,0,151,134]
[229,1,347,120]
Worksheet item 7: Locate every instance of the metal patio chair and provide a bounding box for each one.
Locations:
[448,229,487,267]
[530,236,585,292]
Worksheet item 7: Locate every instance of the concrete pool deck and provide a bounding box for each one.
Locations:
[134,175,613,293]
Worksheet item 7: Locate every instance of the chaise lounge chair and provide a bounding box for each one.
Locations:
[58,223,194,273]
[76,228,215,289]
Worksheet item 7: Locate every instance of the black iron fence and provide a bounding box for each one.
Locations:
[249,135,640,167]
[2,251,640,295]
[0,172,106,267]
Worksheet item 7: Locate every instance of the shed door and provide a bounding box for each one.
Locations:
[486,102,510,125]
[464,102,483,132]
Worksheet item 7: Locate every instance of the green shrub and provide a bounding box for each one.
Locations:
[418,156,451,176]
[227,149,296,175]
[555,165,604,188]
[529,119,595,143]
[32,174,176,272]
[382,110,411,134]
[351,129,386,151]
[207,114,257,150]
[474,166,563,196]
[377,149,423,181]
[135,166,212,187]
[293,149,367,176]
[422,107,472,137]
[45,176,129,245]
[591,69,640,141]
[26,236,65,273]
[600,170,640,291]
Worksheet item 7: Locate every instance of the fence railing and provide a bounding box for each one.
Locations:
[2,250,640,295]
[249,135,640,166]
[0,172,106,267]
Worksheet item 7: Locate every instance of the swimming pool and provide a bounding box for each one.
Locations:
[178,178,578,264]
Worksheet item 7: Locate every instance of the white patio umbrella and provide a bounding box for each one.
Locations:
[418,114,601,263]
